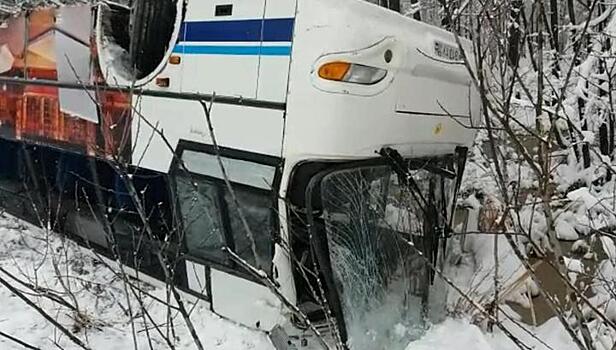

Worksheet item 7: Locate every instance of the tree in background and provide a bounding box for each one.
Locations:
[438,0,616,348]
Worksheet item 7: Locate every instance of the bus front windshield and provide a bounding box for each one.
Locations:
[318,163,454,350]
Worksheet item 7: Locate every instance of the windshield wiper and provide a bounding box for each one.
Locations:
[378,147,461,240]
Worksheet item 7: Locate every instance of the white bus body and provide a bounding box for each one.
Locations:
[0,0,479,348]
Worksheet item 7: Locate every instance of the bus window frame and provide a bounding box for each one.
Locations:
[171,140,283,289]
[300,154,459,344]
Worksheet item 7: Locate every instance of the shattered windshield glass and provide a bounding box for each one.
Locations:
[319,163,454,350]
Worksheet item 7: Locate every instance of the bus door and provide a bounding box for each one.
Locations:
[174,144,285,330]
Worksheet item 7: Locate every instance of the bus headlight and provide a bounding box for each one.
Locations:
[318,62,387,85]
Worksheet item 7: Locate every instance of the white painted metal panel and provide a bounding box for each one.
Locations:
[283,0,478,161]
[131,96,202,173]
[180,0,266,98]
[394,32,478,123]
[256,0,296,102]
[183,0,266,21]
[181,54,259,97]
[263,0,297,18]
[186,260,209,296]
[132,96,284,172]
[201,104,285,157]
[257,54,291,102]
[210,268,284,331]
[182,150,276,190]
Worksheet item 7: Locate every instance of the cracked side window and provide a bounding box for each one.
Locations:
[177,150,277,273]
[177,175,228,263]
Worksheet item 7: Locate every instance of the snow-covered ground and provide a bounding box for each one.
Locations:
[406,317,577,350]
[0,209,597,350]
[0,212,273,350]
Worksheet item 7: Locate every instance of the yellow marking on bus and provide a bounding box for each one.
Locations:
[434,122,444,135]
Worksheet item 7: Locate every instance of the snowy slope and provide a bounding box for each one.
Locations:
[406,317,578,350]
[0,212,273,350]
[0,210,595,350]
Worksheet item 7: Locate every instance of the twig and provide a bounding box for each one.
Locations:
[0,274,91,350]
[198,97,263,269]
[0,330,41,350]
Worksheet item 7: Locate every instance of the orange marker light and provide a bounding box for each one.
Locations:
[156,77,170,88]
[169,55,181,65]
[318,62,351,81]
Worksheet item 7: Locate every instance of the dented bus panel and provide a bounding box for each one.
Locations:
[0,1,479,349]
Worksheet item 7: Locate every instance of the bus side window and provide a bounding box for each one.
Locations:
[176,175,228,263]
[224,189,273,270]
[176,148,278,274]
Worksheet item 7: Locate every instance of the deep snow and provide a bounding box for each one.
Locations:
[0,209,596,350]
[406,317,578,350]
[0,212,273,350]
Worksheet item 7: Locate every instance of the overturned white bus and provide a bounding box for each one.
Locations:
[0,0,480,348]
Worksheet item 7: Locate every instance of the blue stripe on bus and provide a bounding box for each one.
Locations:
[179,18,295,42]
[173,45,292,56]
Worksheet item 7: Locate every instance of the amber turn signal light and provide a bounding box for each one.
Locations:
[318,62,351,81]
[317,61,387,85]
